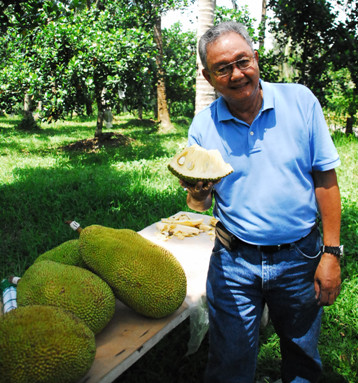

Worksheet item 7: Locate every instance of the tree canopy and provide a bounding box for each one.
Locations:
[0,0,356,134]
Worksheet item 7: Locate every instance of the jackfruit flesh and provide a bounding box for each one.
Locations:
[168,144,233,185]
[79,225,187,318]
[17,260,115,334]
[34,239,87,268]
[0,305,96,383]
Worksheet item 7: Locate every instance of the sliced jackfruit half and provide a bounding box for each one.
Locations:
[168,144,233,185]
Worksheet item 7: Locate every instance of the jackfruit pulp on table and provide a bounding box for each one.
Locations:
[168,144,234,185]
[79,225,187,318]
[17,260,115,334]
[0,305,96,383]
[34,239,87,268]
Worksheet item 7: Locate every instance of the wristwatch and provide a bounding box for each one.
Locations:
[321,245,344,257]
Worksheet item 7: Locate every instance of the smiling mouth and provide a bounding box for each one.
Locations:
[229,82,248,90]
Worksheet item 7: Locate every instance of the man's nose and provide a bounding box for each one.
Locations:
[230,64,244,78]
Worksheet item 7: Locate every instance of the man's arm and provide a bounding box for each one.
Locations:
[313,169,341,306]
[180,180,214,212]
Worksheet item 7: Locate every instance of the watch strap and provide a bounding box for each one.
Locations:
[322,245,344,257]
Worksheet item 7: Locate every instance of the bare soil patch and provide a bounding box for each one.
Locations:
[61,132,134,152]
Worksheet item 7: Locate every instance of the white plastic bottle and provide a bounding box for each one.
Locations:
[1,277,20,314]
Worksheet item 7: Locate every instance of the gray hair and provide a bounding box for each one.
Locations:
[198,21,254,70]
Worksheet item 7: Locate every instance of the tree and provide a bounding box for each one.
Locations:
[0,0,194,135]
[148,0,194,131]
[0,1,159,136]
[328,0,358,135]
[154,16,174,133]
[162,23,197,118]
[267,0,337,104]
[268,0,357,134]
[195,0,216,115]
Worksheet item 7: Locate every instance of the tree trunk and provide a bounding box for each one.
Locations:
[85,97,93,116]
[259,0,267,50]
[345,116,353,136]
[95,87,106,137]
[195,0,216,115]
[346,90,357,136]
[22,92,38,129]
[138,104,143,120]
[24,92,34,117]
[154,16,174,133]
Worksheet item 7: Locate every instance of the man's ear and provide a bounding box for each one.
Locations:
[202,68,213,86]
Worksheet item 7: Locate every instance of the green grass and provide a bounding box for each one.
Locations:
[0,114,190,277]
[0,115,357,382]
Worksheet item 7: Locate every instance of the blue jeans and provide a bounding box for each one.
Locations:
[205,227,323,383]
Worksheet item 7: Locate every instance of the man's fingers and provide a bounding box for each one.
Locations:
[315,284,341,306]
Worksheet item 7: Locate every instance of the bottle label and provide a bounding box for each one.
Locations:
[69,221,81,231]
[2,286,17,313]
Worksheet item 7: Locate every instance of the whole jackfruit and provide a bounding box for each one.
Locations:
[168,144,233,185]
[17,260,115,334]
[34,239,87,268]
[0,305,96,383]
[79,225,187,318]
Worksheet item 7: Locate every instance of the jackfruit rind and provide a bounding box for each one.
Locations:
[79,225,187,318]
[168,144,233,185]
[0,305,96,383]
[34,239,87,268]
[17,260,115,334]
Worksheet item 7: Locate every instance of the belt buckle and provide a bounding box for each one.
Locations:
[257,244,282,253]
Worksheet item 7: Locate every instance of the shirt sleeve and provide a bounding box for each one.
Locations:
[309,97,340,171]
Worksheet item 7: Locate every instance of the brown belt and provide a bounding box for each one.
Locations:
[215,221,317,253]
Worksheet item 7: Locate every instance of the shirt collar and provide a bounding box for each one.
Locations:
[217,79,274,122]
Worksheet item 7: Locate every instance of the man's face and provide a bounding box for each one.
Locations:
[203,32,260,105]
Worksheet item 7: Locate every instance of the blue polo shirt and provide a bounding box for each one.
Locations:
[188,80,340,245]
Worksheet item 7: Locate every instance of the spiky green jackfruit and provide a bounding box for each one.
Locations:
[17,260,115,334]
[79,225,187,318]
[168,144,233,185]
[0,305,96,383]
[34,239,87,268]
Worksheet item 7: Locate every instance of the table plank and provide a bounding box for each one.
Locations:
[79,300,190,383]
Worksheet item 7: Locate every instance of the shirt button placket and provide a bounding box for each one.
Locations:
[248,130,254,149]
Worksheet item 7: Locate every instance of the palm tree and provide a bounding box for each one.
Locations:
[195,0,216,114]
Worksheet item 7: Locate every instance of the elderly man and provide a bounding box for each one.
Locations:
[181,21,342,383]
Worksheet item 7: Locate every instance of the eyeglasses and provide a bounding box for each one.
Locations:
[209,56,255,78]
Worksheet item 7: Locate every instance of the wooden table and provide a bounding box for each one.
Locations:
[78,212,214,383]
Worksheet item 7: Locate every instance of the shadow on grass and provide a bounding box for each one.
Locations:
[0,115,188,161]
[0,161,189,279]
[340,201,358,278]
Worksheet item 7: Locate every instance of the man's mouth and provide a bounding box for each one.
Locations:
[229,81,248,90]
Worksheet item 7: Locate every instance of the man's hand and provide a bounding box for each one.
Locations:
[314,253,341,306]
[179,179,217,212]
